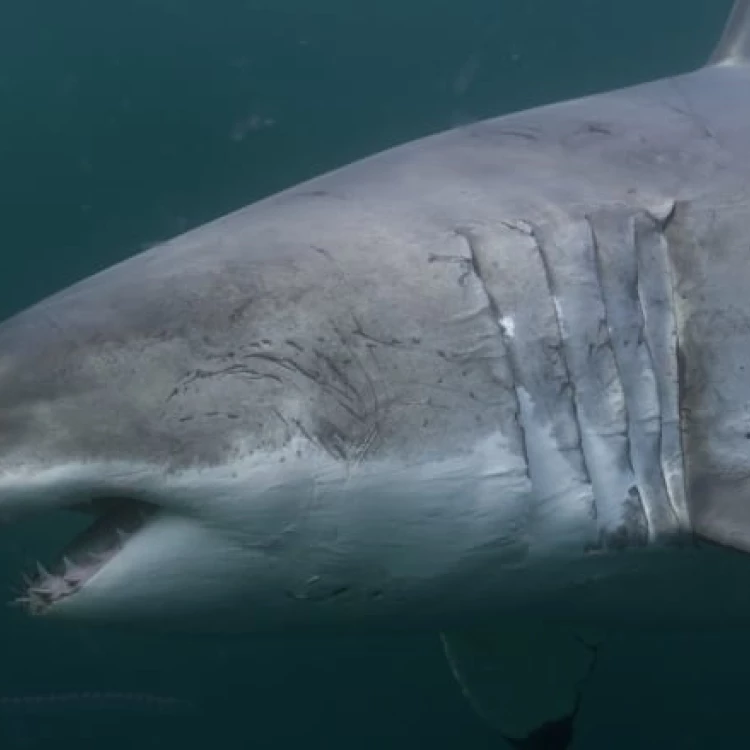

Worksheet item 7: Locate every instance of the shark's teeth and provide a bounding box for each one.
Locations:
[15,563,89,615]
[10,500,155,616]
[16,530,134,613]
[30,585,55,595]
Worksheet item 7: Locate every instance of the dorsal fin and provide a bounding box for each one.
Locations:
[710,0,750,66]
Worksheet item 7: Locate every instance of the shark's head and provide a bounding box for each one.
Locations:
[0,233,384,631]
[0,205,531,632]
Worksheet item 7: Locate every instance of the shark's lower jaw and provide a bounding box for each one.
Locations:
[15,498,158,615]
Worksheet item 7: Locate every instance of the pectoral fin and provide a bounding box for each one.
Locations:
[441,624,601,749]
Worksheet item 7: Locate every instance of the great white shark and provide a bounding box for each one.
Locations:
[3,1,750,746]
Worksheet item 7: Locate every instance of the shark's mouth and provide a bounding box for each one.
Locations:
[15,498,157,615]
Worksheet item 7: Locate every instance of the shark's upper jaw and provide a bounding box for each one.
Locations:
[14,497,159,615]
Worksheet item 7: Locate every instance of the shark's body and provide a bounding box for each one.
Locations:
[2,2,750,746]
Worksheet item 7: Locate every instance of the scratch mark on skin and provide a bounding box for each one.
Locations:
[312,348,362,401]
[241,352,366,421]
[337,323,386,432]
[427,254,466,263]
[292,418,347,461]
[348,424,381,473]
[310,245,336,263]
[579,122,614,136]
[345,318,387,380]
[351,316,405,348]
[470,128,541,143]
[389,379,501,403]
[496,129,540,141]
[666,78,717,142]
[315,418,349,460]
[270,407,293,441]
[229,300,254,324]
[291,418,323,454]
[428,252,474,285]
[285,340,304,353]
[166,365,283,401]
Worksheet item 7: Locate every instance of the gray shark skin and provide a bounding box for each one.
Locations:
[3,1,750,745]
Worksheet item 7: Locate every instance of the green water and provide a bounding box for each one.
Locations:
[0,1,740,747]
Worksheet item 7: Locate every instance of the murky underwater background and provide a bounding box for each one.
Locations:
[0,0,743,747]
